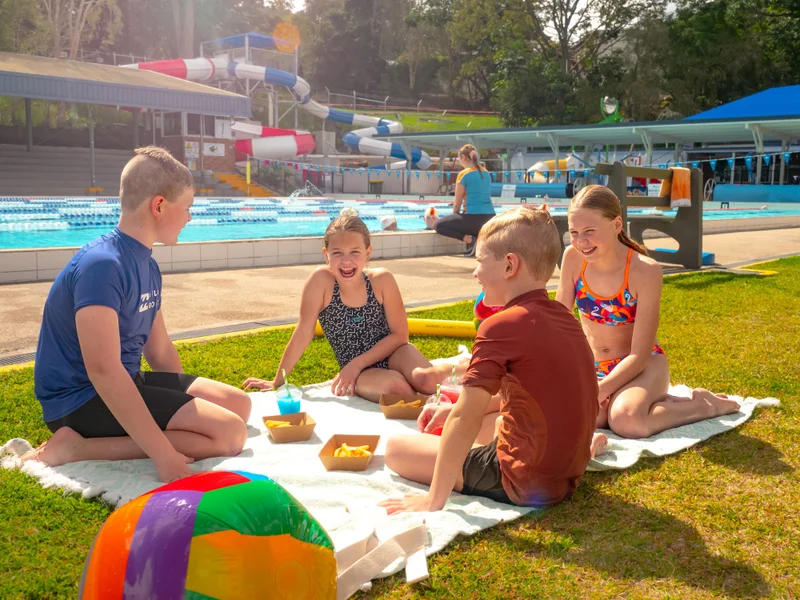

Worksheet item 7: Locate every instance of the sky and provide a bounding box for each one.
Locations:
[292,0,305,11]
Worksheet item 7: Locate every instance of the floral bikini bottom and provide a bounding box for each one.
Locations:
[595,345,665,379]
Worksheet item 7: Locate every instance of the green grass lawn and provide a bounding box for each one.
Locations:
[362,110,504,133]
[1,258,799,599]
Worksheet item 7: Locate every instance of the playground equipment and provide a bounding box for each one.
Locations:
[122,33,432,168]
[526,155,583,183]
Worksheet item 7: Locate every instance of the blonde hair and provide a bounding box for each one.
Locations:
[119,146,194,210]
[459,144,484,179]
[477,206,560,281]
[324,215,371,248]
[568,185,648,255]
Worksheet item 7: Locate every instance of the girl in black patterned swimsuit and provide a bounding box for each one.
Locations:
[243,216,467,402]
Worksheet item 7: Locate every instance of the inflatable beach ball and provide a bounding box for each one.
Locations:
[79,471,336,600]
[474,290,503,323]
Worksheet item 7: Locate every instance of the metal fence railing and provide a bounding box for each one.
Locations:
[323,88,390,112]
[60,49,153,66]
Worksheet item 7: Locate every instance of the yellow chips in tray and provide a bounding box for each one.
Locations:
[333,443,373,458]
[393,399,423,407]
[265,418,305,428]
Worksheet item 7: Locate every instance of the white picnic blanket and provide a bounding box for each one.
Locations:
[1,378,778,580]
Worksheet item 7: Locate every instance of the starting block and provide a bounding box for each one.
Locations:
[655,248,716,266]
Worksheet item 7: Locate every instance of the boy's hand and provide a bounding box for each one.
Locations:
[242,377,276,391]
[379,494,443,515]
[154,450,195,483]
[331,362,361,396]
[418,403,453,433]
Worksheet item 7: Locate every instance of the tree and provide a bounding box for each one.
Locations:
[36,0,120,58]
[402,14,440,91]
[296,0,390,94]
[448,0,504,106]
[0,0,44,53]
[169,0,194,58]
[491,41,579,125]
[662,0,767,115]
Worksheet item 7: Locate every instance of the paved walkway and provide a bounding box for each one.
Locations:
[2,227,799,358]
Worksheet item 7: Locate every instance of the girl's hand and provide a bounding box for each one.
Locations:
[242,377,276,391]
[331,362,361,396]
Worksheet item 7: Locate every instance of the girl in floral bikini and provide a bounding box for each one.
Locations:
[556,185,740,438]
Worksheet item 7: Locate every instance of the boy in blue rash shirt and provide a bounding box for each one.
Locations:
[22,147,251,483]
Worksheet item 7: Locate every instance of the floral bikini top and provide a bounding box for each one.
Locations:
[574,248,637,326]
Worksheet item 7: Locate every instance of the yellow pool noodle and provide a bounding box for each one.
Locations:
[314,319,476,338]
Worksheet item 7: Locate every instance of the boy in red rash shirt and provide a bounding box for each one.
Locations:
[380,206,606,512]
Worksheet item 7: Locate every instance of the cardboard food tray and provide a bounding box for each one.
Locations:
[379,393,428,420]
[262,412,316,443]
[318,434,381,471]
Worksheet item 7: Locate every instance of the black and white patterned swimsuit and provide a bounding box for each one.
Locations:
[318,273,392,370]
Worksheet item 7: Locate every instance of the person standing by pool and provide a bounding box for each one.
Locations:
[434,144,495,257]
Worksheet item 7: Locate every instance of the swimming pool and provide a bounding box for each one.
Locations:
[1,197,799,250]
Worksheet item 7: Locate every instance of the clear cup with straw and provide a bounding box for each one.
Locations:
[277,369,303,414]
[425,383,452,407]
[425,384,451,436]
[440,365,462,403]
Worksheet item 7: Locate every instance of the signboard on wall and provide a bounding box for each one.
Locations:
[184,141,199,158]
[215,119,232,139]
[500,184,517,198]
[204,142,225,157]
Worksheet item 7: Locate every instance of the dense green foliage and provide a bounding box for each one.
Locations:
[1,0,797,126]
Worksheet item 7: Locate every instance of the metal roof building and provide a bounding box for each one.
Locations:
[379,116,800,159]
[0,51,251,117]
[378,87,800,184]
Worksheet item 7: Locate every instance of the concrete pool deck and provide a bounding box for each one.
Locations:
[1,227,799,361]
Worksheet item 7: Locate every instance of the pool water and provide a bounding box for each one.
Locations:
[1,197,799,250]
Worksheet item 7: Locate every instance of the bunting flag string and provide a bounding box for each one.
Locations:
[257,149,794,181]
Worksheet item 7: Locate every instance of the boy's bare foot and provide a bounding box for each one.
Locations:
[692,388,740,417]
[590,432,608,458]
[19,427,84,468]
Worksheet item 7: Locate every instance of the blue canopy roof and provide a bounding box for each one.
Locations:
[685,86,800,120]
[209,33,294,51]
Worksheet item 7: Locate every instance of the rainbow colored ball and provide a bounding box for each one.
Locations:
[79,471,336,600]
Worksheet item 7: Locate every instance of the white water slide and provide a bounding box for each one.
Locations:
[122,44,431,168]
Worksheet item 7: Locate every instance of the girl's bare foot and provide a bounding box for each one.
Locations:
[663,393,694,403]
[19,427,84,467]
[692,388,740,417]
[590,432,608,458]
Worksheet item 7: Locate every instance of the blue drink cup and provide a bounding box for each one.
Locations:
[277,384,303,415]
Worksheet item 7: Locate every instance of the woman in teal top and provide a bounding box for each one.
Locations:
[434,144,496,256]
